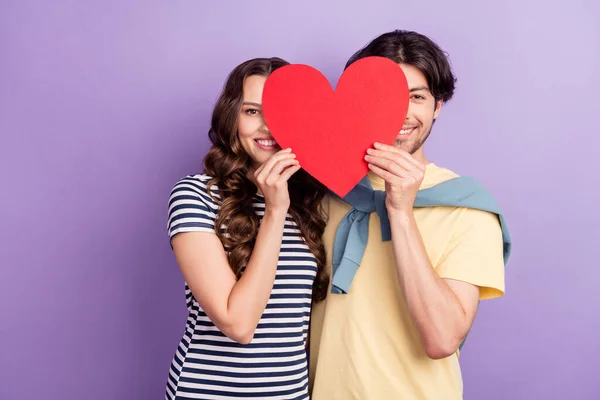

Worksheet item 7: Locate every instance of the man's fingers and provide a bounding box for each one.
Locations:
[367,163,398,183]
[364,156,409,182]
[372,142,425,172]
[366,149,415,172]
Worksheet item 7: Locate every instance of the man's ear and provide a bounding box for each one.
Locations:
[433,99,443,120]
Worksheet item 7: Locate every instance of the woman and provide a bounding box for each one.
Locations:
[165,57,329,399]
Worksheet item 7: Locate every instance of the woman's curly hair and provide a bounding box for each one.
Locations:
[203,57,329,303]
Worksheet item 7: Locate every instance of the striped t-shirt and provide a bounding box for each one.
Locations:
[165,174,315,400]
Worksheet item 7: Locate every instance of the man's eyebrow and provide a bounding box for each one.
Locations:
[242,101,262,107]
[409,86,431,92]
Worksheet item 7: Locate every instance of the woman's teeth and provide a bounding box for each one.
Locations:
[256,139,277,146]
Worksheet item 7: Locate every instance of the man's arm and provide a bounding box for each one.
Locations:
[365,142,488,359]
[388,209,480,359]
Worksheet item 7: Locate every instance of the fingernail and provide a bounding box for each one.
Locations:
[366,148,373,154]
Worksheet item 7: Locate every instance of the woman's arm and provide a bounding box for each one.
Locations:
[173,149,300,344]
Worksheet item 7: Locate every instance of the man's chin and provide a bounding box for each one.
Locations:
[392,139,418,154]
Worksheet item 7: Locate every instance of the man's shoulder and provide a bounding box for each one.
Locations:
[421,163,460,189]
[421,164,502,228]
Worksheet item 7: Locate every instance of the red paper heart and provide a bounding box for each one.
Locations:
[262,56,409,197]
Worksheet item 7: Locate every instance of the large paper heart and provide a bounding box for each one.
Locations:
[262,56,409,197]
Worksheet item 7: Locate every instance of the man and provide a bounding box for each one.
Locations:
[309,30,509,399]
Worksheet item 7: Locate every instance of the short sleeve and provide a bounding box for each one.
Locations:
[167,176,218,241]
[436,208,505,300]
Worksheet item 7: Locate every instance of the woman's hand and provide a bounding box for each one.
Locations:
[254,148,301,212]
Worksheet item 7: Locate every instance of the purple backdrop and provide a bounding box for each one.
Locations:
[1,1,599,399]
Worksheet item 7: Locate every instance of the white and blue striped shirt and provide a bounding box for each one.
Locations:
[165,174,315,400]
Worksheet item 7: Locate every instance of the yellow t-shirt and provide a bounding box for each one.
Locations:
[309,163,505,400]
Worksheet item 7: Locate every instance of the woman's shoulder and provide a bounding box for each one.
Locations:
[170,174,221,207]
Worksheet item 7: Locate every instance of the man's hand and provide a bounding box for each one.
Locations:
[364,142,425,213]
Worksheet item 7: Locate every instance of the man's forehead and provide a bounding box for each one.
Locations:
[398,63,430,86]
[409,85,431,92]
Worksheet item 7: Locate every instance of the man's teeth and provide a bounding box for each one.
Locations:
[400,128,415,135]
[256,140,277,146]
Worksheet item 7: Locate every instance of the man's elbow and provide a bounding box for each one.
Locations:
[423,336,463,359]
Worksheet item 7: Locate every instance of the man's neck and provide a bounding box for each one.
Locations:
[411,147,429,165]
